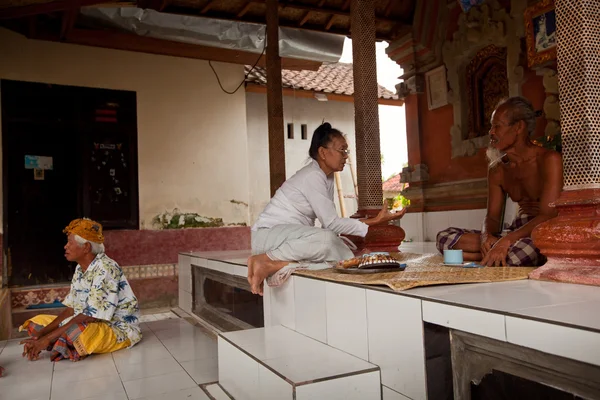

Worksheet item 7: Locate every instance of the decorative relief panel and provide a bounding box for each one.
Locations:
[466,45,509,139]
[441,0,526,158]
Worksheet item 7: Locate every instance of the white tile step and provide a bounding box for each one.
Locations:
[218,325,381,400]
[203,383,233,399]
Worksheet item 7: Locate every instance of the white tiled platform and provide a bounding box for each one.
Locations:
[0,314,217,400]
[183,245,600,400]
[218,325,381,400]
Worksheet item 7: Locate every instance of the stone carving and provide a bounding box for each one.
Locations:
[442,0,525,158]
[466,45,509,139]
[400,164,429,183]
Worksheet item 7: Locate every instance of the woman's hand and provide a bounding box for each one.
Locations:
[374,204,408,224]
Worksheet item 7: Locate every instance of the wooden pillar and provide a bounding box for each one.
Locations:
[266,0,285,197]
[351,0,382,211]
[530,0,600,286]
[348,0,405,251]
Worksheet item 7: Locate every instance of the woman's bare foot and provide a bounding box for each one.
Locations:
[246,254,288,296]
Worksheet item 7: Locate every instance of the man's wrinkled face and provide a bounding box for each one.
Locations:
[64,234,87,262]
[489,108,518,151]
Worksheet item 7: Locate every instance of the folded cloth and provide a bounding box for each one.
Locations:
[266,262,333,287]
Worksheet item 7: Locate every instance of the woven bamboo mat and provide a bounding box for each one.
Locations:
[293,252,536,291]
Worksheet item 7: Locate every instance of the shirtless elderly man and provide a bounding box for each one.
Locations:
[437,96,563,267]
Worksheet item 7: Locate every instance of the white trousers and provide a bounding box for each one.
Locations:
[251,224,354,262]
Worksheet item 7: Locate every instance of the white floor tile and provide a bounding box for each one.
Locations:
[294,277,327,343]
[136,387,210,400]
[146,318,192,333]
[218,338,259,400]
[77,392,129,400]
[52,356,119,385]
[112,342,173,367]
[382,385,411,400]
[53,353,115,371]
[222,326,319,361]
[140,315,158,322]
[263,283,272,327]
[422,300,506,341]
[51,374,124,400]
[123,370,198,400]
[204,384,231,400]
[161,336,218,362]
[118,355,184,381]
[367,290,427,400]
[179,290,193,314]
[326,283,369,360]
[0,370,52,400]
[0,340,6,353]
[506,316,600,367]
[270,277,296,330]
[0,352,54,375]
[153,324,199,340]
[295,371,381,400]
[431,283,584,313]
[180,357,218,384]
[515,300,600,330]
[258,364,293,400]
[262,349,377,385]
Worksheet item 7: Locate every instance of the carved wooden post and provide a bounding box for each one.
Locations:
[266,0,286,197]
[349,0,405,251]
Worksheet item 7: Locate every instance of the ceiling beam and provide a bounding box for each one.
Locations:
[33,28,322,70]
[0,0,106,19]
[200,0,217,14]
[384,0,394,17]
[237,2,252,18]
[160,6,397,40]
[246,83,404,106]
[325,14,335,30]
[249,0,402,25]
[298,11,311,27]
[137,0,168,11]
[60,0,80,39]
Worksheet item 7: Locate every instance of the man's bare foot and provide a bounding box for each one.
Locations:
[247,254,288,296]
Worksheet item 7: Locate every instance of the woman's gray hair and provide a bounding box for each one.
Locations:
[73,234,105,255]
[496,96,538,137]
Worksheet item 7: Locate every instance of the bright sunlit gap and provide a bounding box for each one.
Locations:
[339,38,408,180]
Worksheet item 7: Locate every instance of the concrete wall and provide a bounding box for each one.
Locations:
[246,91,360,224]
[0,28,250,230]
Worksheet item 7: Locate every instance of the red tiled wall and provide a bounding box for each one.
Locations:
[104,226,251,266]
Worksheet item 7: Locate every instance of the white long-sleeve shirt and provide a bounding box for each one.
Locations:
[252,160,369,237]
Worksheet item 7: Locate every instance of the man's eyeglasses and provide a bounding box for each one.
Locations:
[329,148,350,156]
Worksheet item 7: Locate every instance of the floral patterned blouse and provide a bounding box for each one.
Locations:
[62,253,142,346]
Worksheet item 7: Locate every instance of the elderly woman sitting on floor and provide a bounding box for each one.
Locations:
[248,122,407,295]
[19,218,141,362]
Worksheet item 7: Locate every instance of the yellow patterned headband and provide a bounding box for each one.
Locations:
[63,218,104,244]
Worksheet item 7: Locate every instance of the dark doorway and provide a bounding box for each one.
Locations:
[2,80,138,287]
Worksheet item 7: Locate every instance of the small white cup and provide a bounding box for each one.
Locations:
[443,249,464,264]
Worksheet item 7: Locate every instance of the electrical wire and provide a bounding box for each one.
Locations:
[209,36,268,95]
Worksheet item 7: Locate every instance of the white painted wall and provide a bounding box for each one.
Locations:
[399,209,487,242]
[246,92,360,224]
[0,28,249,230]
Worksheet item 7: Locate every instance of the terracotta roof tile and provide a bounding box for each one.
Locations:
[382,173,404,192]
[245,62,398,100]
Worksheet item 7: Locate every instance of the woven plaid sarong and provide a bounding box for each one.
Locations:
[22,318,88,361]
[436,215,546,266]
